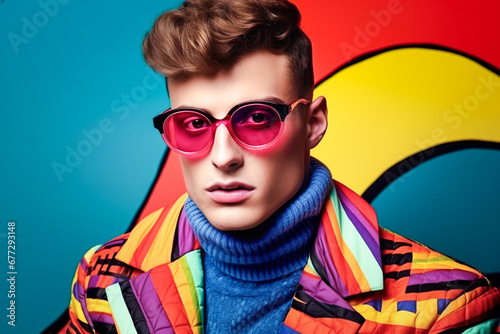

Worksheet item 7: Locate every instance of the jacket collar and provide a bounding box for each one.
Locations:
[115,180,383,298]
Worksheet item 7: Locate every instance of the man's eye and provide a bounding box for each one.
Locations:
[250,113,267,123]
[182,116,210,130]
[191,119,206,128]
[243,111,272,124]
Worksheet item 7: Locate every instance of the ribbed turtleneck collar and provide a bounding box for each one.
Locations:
[184,158,332,281]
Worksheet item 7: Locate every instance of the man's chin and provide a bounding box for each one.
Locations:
[208,218,264,232]
[204,208,266,232]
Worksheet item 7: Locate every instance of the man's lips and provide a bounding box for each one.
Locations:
[206,182,254,192]
[206,182,255,203]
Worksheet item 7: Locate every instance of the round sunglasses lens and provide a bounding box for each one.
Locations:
[231,104,281,146]
[164,111,212,153]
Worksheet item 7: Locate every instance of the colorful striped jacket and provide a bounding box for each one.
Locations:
[66,180,500,333]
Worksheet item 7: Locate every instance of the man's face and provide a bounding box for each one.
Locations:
[168,52,311,231]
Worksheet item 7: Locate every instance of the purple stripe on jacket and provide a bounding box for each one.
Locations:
[92,313,115,326]
[312,223,350,298]
[177,208,197,257]
[299,269,356,310]
[104,239,126,248]
[337,190,382,267]
[407,269,480,286]
[130,271,174,333]
[335,186,379,241]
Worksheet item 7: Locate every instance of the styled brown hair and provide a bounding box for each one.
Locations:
[142,0,313,97]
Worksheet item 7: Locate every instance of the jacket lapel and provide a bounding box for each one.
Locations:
[283,181,384,333]
[108,193,204,334]
[115,193,200,272]
[106,249,204,334]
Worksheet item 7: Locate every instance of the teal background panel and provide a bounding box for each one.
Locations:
[0,1,182,332]
[371,148,500,274]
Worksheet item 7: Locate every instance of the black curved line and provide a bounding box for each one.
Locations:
[362,140,500,203]
[126,147,171,232]
[486,272,500,288]
[315,43,500,87]
[40,309,69,334]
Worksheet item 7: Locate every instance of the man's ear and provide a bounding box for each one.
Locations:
[306,96,328,149]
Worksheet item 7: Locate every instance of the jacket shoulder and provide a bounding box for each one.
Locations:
[85,233,135,280]
[67,233,143,334]
[353,228,500,331]
[379,227,485,279]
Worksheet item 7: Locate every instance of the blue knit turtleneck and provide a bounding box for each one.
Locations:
[184,159,332,333]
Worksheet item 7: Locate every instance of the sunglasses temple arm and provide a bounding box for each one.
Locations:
[290,98,310,110]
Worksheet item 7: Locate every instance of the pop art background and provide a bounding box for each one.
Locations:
[0,0,498,333]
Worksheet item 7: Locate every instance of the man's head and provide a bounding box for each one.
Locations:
[144,0,328,231]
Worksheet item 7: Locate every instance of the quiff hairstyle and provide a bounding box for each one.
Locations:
[142,0,313,97]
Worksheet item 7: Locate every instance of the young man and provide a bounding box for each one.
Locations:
[65,0,500,333]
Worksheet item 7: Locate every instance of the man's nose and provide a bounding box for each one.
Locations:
[210,124,243,172]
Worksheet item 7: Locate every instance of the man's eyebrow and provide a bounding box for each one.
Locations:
[258,96,287,104]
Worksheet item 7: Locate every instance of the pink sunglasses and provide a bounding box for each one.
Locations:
[153,98,309,156]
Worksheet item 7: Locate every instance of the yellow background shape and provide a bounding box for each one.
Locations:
[312,47,500,195]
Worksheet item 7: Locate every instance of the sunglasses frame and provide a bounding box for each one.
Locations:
[153,98,309,156]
